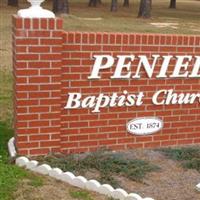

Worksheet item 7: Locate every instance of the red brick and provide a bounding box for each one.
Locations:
[29,92,50,99]
[29,77,49,83]
[40,127,60,133]
[96,33,102,44]
[16,77,27,84]
[17,99,38,106]
[56,18,63,29]
[29,46,50,53]
[28,61,50,68]
[80,128,98,134]
[17,128,39,135]
[18,149,28,155]
[127,143,143,149]
[48,18,55,29]
[122,34,129,44]
[99,139,117,145]
[70,135,89,141]
[40,54,61,60]
[40,113,60,120]
[40,39,62,45]
[13,16,22,28]
[82,45,101,51]
[17,114,38,121]
[29,106,49,113]
[16,46,27,53]
[40,140,60,147]
[41,19,48,29]
[69,121,88,128]
[32,18,39,29]
[144,142,161,148]
[161,140,177,146]
[24,18,31,29]
[80,141,98,147]
[30,135,50,141]
[17,136,28,142]
[136,136,153,142]
[16,54,39,61]
[18,142,39,148]
[177,139,193,145]
[16,85,39,91]
[16,39,38,45]
[118,138,135,144]
[29,120,49,127]
[30,148,50,155]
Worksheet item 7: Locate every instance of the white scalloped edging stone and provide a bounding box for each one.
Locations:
[126,193,143,200]
[8,137,17,158]
[33,164,52,175]
[85,180,101,192]
[60,171,75,183]
[9,138,156,200]
[98,184,114,196]
[49,168,63,179]
[196,183,200,192]
[111,188,128,200]
[26,160,39,170]
[16,156,29,167]
[71,176,88,189]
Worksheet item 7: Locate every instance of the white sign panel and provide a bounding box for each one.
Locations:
[127,117,163,135]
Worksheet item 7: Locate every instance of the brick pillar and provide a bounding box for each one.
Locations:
[13,15,63,156]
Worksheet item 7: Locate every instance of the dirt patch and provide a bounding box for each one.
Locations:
[14,173,108,200]
[113,149,200,200]
[150,23,179,29]
[36,148,200,200]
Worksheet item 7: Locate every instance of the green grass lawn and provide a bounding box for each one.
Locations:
[0,122,44,200]
[59,0,200,35]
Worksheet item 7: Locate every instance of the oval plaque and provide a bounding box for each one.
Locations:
[127,117,163,135]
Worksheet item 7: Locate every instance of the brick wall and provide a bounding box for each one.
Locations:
[13,16,200,156]
[13,16,63,155]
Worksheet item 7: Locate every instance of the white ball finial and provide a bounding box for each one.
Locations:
[17,0,55,18]
[27,0,45,7]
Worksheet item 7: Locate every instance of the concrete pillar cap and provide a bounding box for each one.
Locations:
[17,0,55,18]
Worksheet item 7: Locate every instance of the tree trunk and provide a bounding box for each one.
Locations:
[169,0,176,9]
[111,0,117,12]
[123,0,129,7]
[89,0,101,7]
[8,0,18,6]
[53,0,69,14]
[138,0,151,18]
[98,0,102,4]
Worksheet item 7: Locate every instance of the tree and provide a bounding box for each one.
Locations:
[88,0,102,7]
[169,0,176,9]
[138,0,151,18]
[53,0,69,14]
[111,0,129,11]
[123,0,129,7]
[8,0,18,6]
[111,0,118,11]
